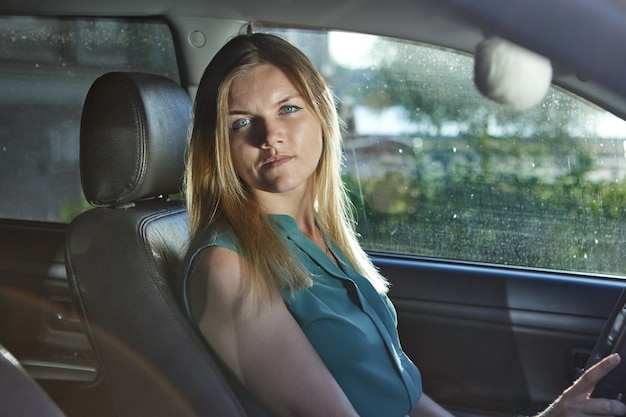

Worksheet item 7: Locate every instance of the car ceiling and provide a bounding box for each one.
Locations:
[1,0,626,120]
[0,0,477,48]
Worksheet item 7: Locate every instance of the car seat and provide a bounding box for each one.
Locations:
[65,72,272,417]
[0,343,67,417]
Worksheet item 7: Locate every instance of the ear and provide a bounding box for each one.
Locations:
[474,37,553,111]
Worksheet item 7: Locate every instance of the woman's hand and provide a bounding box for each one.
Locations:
[540,354,626,417]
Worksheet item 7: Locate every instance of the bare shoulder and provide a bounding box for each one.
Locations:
[192,246,243,287]
[186,245,245,322]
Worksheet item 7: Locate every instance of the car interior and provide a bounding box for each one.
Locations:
[2,1,626,417]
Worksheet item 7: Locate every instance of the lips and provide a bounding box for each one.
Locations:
[262,154,292,168]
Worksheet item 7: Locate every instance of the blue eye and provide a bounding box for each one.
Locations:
[281,105,301,114]
[232,118,250,130]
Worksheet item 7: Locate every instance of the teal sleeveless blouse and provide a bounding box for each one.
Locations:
[182,214,422,417]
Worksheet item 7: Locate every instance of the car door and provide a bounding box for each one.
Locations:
[0,220,116,416]
[259,25,626,417]
[384,257,624,416]
[0,16,180,417]
[349,37,626,417]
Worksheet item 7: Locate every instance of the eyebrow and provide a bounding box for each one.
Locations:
[228,94,303,116]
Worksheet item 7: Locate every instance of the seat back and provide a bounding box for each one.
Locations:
[65,72,270,417]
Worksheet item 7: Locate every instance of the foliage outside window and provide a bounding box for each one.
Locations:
[259,26,626,278]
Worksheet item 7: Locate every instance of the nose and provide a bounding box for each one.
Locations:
[260,118,284,149]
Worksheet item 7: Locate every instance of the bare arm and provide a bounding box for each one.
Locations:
[187,246,359,417]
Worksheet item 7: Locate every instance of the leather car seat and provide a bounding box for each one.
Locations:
[0,343,67,417]
[65,72,271,417]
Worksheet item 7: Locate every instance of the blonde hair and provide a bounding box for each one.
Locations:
[185,33,388,304]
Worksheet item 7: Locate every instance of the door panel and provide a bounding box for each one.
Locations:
[378,255,625,416]
[0,221,114,417]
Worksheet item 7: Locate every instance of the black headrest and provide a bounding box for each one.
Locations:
[80,72,191,207]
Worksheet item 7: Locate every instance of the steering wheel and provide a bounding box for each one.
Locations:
[585,288,626,400]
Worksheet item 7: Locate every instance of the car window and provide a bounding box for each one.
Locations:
[258,25,626,278]
[0,17,179,223]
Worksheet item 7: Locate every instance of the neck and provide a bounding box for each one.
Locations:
[260,190,333,261]
[255,183,317,236]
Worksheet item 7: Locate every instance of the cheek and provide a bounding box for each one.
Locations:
[229,141,247,176]
[312,127,324,163]
[302,118,323,154]
[229,140,257,180]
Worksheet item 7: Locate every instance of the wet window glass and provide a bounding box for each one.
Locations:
[258,26,626,278]
[0,17,179,222]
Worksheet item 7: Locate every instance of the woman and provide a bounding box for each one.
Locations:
[182,33,625,417]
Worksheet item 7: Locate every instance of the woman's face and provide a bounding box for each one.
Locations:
[227,64,323,202]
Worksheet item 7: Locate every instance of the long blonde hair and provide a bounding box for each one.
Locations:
[185,33,388,304]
